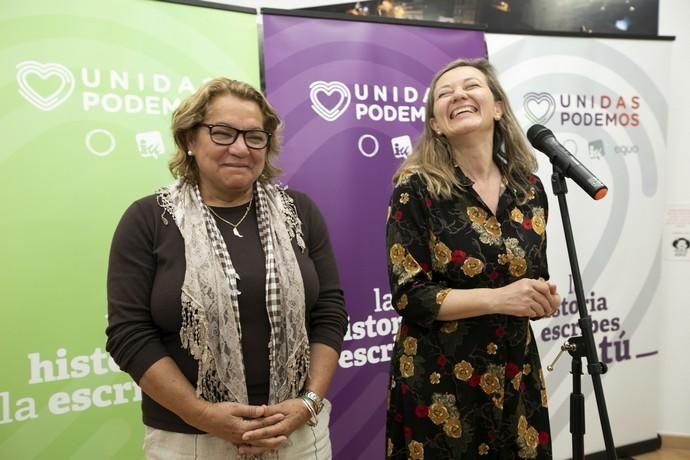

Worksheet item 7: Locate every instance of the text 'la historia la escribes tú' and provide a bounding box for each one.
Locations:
[1,347,140,425]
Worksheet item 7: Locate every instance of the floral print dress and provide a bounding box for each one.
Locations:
[385,168,553,459]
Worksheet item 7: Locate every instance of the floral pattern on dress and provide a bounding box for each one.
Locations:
[385,168,552,459]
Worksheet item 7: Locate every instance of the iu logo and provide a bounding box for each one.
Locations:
[309,81,351,122]
[391,135,412,159]
[16,61,75,111]
[523,92,556,125]
[588,140,605,159]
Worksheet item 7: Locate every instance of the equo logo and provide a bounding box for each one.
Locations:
[523,92,556,125]
[16,61,75,111]
[309,81,351,122]
[614,145,639,155]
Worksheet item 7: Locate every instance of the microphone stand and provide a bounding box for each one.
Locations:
[547,166,617,460]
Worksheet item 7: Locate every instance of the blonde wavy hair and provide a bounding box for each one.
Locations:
[394,58,537,203]
[168,78,282,185]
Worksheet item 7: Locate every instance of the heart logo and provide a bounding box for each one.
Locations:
[523,92,556,125]
[309,81,351,122]
[16,61,75,111]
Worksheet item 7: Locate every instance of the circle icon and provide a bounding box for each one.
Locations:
[85,129,116,157]
[358,134,379,158]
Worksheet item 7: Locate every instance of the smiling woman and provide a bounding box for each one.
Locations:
[186,93,269,206]
[106,78,348,460]
[384,59,559,459]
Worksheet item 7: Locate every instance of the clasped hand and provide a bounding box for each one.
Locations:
[498,278,560,319]
[190,399,311,456]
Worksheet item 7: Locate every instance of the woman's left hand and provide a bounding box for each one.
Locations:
[238,398,311,455]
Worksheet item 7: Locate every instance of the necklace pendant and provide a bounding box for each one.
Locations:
[232,227,243,238]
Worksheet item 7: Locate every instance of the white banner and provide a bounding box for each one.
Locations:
[486,34,670,457]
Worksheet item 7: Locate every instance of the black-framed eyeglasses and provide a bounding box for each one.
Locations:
[199,123,271,149]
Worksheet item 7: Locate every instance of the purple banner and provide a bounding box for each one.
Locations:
[263,14,485,459]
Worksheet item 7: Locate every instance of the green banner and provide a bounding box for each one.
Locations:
[0,1,259,458]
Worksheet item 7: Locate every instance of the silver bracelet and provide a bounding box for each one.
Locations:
[300,390,324,415]
[300,396,318,426]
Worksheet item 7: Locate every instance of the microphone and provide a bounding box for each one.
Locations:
[527,124,608,200]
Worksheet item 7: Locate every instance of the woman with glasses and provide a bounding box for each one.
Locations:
[106,78,347,459]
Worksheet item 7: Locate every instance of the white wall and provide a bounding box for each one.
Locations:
[658,0,690,437]
[223,0,690,438]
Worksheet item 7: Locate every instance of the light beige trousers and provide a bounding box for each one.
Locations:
[143,400,331,460]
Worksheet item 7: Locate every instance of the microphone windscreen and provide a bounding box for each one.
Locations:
[526,124,551,146]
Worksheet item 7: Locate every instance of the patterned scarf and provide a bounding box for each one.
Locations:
[157,178,309,406]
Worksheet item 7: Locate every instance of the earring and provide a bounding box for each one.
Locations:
[187,150,193,156]
[436,131,442,136]
[494,115,502,121]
